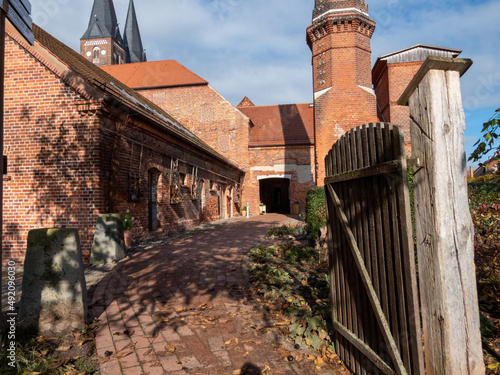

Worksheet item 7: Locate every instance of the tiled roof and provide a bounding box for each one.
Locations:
[239,104,314,147]
[9,23,240,171]
[473,153,500,177]
[102,61,208,89]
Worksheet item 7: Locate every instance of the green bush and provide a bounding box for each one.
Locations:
[267,225,297,237]
[305,187,327,246]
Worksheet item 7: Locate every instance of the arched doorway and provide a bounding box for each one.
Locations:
[259,177,290,213]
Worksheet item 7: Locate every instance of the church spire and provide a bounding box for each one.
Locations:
[81,0,123,44]
[80,0,126,66]
[124,0,147,63]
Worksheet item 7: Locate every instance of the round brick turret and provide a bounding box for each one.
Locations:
[308,0,378,184]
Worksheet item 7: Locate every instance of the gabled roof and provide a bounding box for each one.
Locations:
[237,97,255,107]
[7,22,240,172]
[374,44,461,69]
[124,0,146,63]
[101,60,208,89]
[81,0,123,44]
[239,103,314,147]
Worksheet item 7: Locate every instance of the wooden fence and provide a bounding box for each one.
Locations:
[324,123,424,375]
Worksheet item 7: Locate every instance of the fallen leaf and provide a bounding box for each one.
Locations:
[315,357,324,366]
[176,307,186,312]
[78,337,93,346]
[100,357,110,364]
[165,344,176,353]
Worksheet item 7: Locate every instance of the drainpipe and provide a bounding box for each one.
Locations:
[246,203,249,218]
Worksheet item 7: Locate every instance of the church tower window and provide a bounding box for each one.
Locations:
[93,47,100,64]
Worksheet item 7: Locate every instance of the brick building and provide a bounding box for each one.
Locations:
[100,60,252,212]
[3,22,243,265]
[3,0,465,264]
[372,44,462,151]
[237,101,315,215]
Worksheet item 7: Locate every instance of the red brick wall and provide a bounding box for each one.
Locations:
[3,34,243,265]
[3,35,104,266]
[373,61,422,153]
[138,85,251,211]
[80,37,126,66]
[138,86,250,171]
[248,145,315,214]
[99,115,242,242]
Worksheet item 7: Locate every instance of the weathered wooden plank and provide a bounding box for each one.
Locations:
[345,131,362,373]
[326,183,408,375]
[366,124,387,370]
[324,160,399,185]
[334,141,347,363]
[393,124,425,374]
[332,319,397,375]
[383,124,403,353]
[339,134,355,371]
[351,128,368,375]
[406,60,484,374]
[1,0,34,44]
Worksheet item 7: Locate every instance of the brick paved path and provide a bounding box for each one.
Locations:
[93,214,343,375]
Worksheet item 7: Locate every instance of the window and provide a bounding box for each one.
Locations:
[93,47,100,64]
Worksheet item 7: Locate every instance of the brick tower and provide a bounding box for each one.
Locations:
[80,0,126,66]
[307,0,378,184]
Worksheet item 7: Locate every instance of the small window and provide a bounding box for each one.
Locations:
[93,46,100,64]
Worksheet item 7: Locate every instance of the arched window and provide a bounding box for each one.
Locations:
[92,47,100,64]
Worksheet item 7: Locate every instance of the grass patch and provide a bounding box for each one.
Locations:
[0,323,99,374]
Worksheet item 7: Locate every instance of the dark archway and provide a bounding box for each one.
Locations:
[259,178,290,213]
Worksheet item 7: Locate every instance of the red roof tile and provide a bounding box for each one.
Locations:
[101,60,208,89]
[239,104,314,147]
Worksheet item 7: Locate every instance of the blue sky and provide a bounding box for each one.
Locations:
[32,0,500,167]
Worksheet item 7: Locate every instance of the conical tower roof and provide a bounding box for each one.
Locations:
[81,0,123,44]
[124,0,147,63]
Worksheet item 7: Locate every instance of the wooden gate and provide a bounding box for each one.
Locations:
[324,123,424,375]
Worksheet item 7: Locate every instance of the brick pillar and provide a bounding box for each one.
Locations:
[307,0,378,185]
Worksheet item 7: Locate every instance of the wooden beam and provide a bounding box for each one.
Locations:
[324,160,399,185]
[332,319,397,375]
[0,0,33,44]
[406,58,484,374]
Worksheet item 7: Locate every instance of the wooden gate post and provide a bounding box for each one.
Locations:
[399,56,484,374]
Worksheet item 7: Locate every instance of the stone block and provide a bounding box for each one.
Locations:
[19,228,88,337]
[90,214,126,264]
